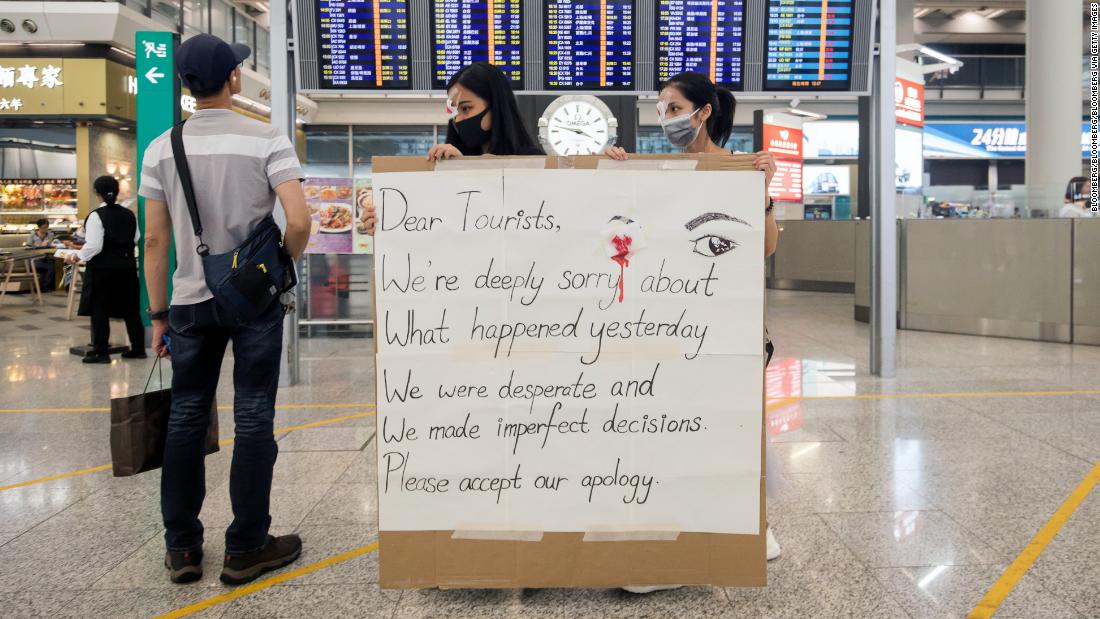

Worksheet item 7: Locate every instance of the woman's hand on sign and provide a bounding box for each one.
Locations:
[360,202,376,236]
[65,253,80,265]
[426,144,463,161]
[753,151,777,188]
[604,145,629,161]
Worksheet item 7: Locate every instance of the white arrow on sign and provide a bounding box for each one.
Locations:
[145,67,165,84]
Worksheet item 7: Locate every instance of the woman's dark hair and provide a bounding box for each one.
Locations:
[662,72,736,147]
[35,218,48,228]
[94,175,120,207]
[1066,175,1087,201]
[445,62,543,156]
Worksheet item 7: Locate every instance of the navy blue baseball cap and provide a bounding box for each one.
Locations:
[175,33,251,94]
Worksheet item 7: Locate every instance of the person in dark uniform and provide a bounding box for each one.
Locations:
[66,176,147,364]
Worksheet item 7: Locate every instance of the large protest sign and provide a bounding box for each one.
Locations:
[372,155,766,588]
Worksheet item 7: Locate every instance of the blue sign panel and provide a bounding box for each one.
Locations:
[924,122,1090,159]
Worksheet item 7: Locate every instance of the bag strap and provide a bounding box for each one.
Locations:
[170,122,209,257]
[143,356,163,394]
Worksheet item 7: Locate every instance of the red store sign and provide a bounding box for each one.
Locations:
[762,123,804,201]
[895,77,924,127]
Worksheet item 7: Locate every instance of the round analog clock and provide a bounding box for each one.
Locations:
[538,95,618,156]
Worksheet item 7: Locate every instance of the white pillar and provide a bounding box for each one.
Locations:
[896,0,915,53]
[872,0,897,378]
[270,0,300,387]
[1025,0,1083,213]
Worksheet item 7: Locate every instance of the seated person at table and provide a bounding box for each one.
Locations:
[25,218,59,292]
[65,176,146,364]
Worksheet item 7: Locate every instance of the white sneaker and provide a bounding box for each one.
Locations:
[766,527,781,561]
[622,585,684,594]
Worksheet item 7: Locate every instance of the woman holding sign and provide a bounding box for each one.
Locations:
[608,73,783,587]
[360,62,542,233]
[429,61,544,161]
[605,72,780,257]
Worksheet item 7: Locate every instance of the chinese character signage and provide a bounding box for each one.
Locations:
[894,76,923,127]
[0,59,66,114]
[760,112,804,202]
[924,122,1092,158]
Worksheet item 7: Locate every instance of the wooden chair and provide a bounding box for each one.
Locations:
[65,263,84,320]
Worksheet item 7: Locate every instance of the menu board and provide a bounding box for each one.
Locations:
[316,0,412,89]
[304,178,355,254]
[763,0,854,91]
[656,0,746,88]
[761,120,803,201]
[430,0,523,88]
[545,0,634,90]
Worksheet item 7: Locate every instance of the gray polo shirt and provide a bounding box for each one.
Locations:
[138,108,304,305]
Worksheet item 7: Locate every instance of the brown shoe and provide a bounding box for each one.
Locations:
[165,548,203,584]
[220,534,302,585]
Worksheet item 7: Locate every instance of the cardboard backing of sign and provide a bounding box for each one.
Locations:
[371,153,766,589]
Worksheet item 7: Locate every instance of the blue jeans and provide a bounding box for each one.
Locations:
[162,299,284,555]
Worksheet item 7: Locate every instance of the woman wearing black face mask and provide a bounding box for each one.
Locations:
[362,62,543,233]
[428,61,544,160]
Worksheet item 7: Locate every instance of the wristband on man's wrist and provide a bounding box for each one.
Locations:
[765,198,775,214]
[147,308,169,321]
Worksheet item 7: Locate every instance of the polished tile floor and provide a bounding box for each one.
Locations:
[1,290,1099,618]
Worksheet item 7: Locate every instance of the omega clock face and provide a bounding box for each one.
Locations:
[539,95,618,156]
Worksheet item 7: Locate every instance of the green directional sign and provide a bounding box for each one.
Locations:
[136,31,180,326]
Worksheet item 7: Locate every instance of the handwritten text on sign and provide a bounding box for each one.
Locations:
[374,168,764,534]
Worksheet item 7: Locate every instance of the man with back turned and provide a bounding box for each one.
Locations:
[139,34,312,585]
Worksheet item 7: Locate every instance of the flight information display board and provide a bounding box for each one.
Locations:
[763,0,854,91]
[316,0,412,89]
[430,0,524,88]
[545,0,634,90]
[656,0,746,88]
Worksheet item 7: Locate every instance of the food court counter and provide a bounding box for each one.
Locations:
[773,218,1100,345]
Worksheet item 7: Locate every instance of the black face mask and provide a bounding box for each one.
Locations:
[451,109,490,150]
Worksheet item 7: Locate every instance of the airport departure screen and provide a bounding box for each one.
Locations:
[545,0,634,90]
[764,0,854,91]
[316,0,412,89]
[431,0,523,88]
[656,0,746,89]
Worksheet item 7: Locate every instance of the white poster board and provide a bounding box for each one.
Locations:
[373,168,764,535]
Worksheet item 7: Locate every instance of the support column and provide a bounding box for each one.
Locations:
[896,0,915,56]
[1025,0,1083,212]
[270,0,300,387]
[75,123,92,218]
[871,0,897,378]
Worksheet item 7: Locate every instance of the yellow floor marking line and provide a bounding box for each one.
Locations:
[0,410,376,492]
[803,389,1100,401]
[155,398,838,616]
[155,541,381,619]
[970,459,1100,618]
[5,389,1098,414]
[0,402,376,414]
[0,463,114,491]
[765,397,800,411]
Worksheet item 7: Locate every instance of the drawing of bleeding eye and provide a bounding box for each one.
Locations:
[691,234,738,257]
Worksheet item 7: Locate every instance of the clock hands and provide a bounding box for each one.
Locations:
[550,122,600,140]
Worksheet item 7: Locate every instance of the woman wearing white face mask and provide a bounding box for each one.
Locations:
[612,73,783,594]
[607,72,779,256]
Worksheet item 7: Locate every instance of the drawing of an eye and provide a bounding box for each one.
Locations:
[691,234,738,257]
